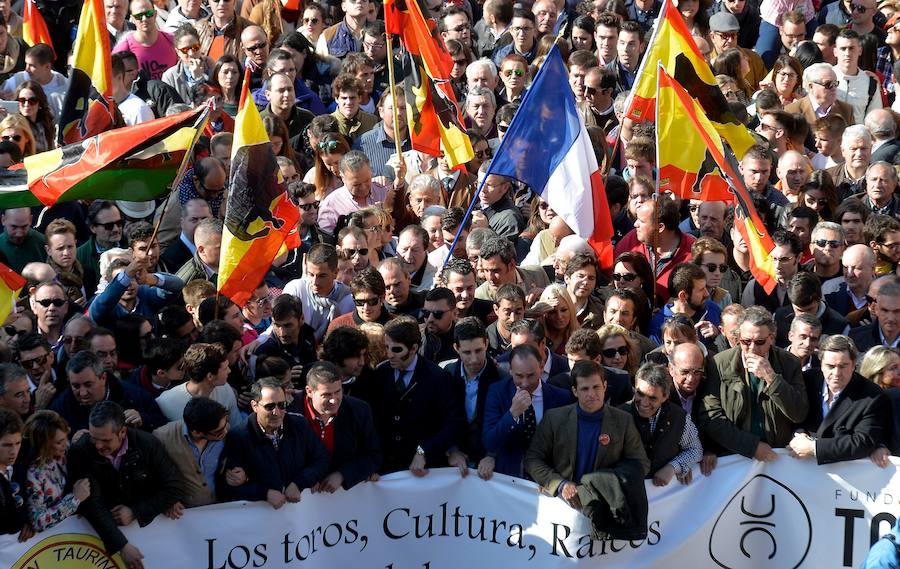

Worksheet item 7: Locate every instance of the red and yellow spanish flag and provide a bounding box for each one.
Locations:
[656,67,776,293]
[218,68,299,307]
[57,0,116,145]
[0,262,25,322]
[385,0,473,167]
[625,0,754,158]
[657,65,733,202]
[22,0,53,53]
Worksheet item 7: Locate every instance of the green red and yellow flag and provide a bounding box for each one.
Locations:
[57,0,117,146]
[0,107,209,208]
[385,0,473,167]
[625,0,754,158]
[22,0,53,53]
[0,262,25,322]
[657,67,777,293]
[218,68,299,307]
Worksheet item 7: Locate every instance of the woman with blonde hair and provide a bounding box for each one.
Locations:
[23,410,91,532]
[860,347,900,390]
[303,132,349,200]
[596,323,639,376]
[0,113,36,157]
[538,284,579,356]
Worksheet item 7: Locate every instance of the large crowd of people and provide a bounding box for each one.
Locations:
[0,0,898,565]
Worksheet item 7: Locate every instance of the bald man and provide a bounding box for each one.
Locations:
[241,25,269,89]
[823,244,878,325]
[667,342,718,475]
[0,208,46,273]
[776,150,812,202]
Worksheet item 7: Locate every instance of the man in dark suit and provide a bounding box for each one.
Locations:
[482,344,574,477]
[774,272,849,348]
[867,109,900,164]
[548,328,633,406]
[850,279,900,353]
[789,335,888,464]
[442,317,507,479]
[525,360,649,538]
[0,408,29,540]
[160,199,211,272]
[300,362,382,492]
[496,318,569,380]
[363,316,467,475]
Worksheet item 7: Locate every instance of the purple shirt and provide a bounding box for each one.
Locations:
[317,183,388,234]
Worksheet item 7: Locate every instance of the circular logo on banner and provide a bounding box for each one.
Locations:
[12,533,124,569]
[709,474,812,569]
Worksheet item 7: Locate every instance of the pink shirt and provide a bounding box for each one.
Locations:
[114,31,178,81]
[759,0,815,25]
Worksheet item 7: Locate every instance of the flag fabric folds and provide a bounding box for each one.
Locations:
[218,68,299,307]
[486,46,614,269]
[656,65,734,202]
[385,0,473,167]
[22,0,53,51]
[0,262,25,322]
[656,67,777,293]
[57,0,116,146]
[625,0,754,158]
[0,107,208,208]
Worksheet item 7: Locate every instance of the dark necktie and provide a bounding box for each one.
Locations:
[395,369,409,394]
[522,405,537,441]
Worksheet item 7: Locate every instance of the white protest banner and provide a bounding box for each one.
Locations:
[3,452,900,568]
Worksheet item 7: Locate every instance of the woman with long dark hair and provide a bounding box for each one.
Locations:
[15,80,53,152]
[209,55,243,117]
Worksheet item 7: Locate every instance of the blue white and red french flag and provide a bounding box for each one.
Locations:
[485,45,614,269]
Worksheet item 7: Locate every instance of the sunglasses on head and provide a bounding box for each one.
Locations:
[94,219,124,231]
[177,43,201,54]
[132,8,156,20]
[36,298,66,307]
[260,401,288,412]
[354,297,380,307]
[612,272,638,282]
[299,201,320,211]
[318,140,340,152]
[703,263,728,273]
[814,239,842,248]
[17,96,38,105]
[422,309,447,319]
[601,346,629,358]
[1,134,22,142]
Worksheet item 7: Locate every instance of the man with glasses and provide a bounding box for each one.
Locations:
[742,230,803,312]
[581,67,617,134]
[0,208,44,273]
[17,333,59,408]
[52,350,164,435]
[807,221,847,286]
[699,306,808,462]
[29,281,69,347]
[667,342,719,475]
[112,0,177,81]
[440,6,474,52]
[154,397,228,510]
[327,267,391,333]
[418,287,459,364]
[77,201,125,293]
[240,25,268,89]
[708,12,766,89]
[491,8,537,66]
[787,63,854,128]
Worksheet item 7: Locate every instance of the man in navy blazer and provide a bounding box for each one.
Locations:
[483,344,575,478]
[496,319,570,380]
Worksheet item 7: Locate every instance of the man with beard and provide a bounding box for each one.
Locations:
[419,288,459,364]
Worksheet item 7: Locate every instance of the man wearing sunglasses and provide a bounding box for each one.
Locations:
[76,201,125,293]
[418,287,458,364]
[240,25,269,88]
[787,63,854,132]
[27,281,69,349]
[367,316,465,475]
[326,267,391,334]
[699,306,808,463]
[806,221,847,287]
[581,67,617,134]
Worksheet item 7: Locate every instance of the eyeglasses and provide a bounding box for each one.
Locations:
[771,255,796,264]
[354,297,380,307]
[422,309,447,319]
[62,334,86,346]
[177,43,201,54]
[702,263,729,273]
[511,25,533,34]
[676,368,705,377]
[497,124,509,134]
[876,240,900,251]
[814,239,842,249]
[132,8,156,20]
[318,140,340,152]
[244,41,267,53]
[94,349,118,359]
[388,345,407,354]
[583,86,597,96]
[299,201,320,211]
[538,201,550,210]
[449,24,469,33]
[688,204,700,212]
[1,134,22,142]
[739,337,770,347]
[503,68,525,77]
[20,353,49,369]
[303,17,321,24]
[3,325,24,337]
[35,298,66,307]
[260,401,288,412]
[93,219,123,231]
[850,2,869,12]
[776,71,798,80]
[345,247,369,257]
[758,122,782,133]
[249,296,272,308]
[812,80,839,90]
[612,272,638,282]
[601,346,629,358]
[17,96,38,105]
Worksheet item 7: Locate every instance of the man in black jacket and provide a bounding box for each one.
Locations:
[67,401,183,569]
[0,407,29,540]
[220,377,329,508]
[301,362,381,492]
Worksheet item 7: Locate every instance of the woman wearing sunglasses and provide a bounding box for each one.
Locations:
[597,323,639,376]
[613,251,665,310]
[0,113,35,157]
[14,81,53,153]
[299,3,326,44]
[497,53,529,106]
[161,24,211,103]
[692,237,733,310]
[303,131,349,200]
